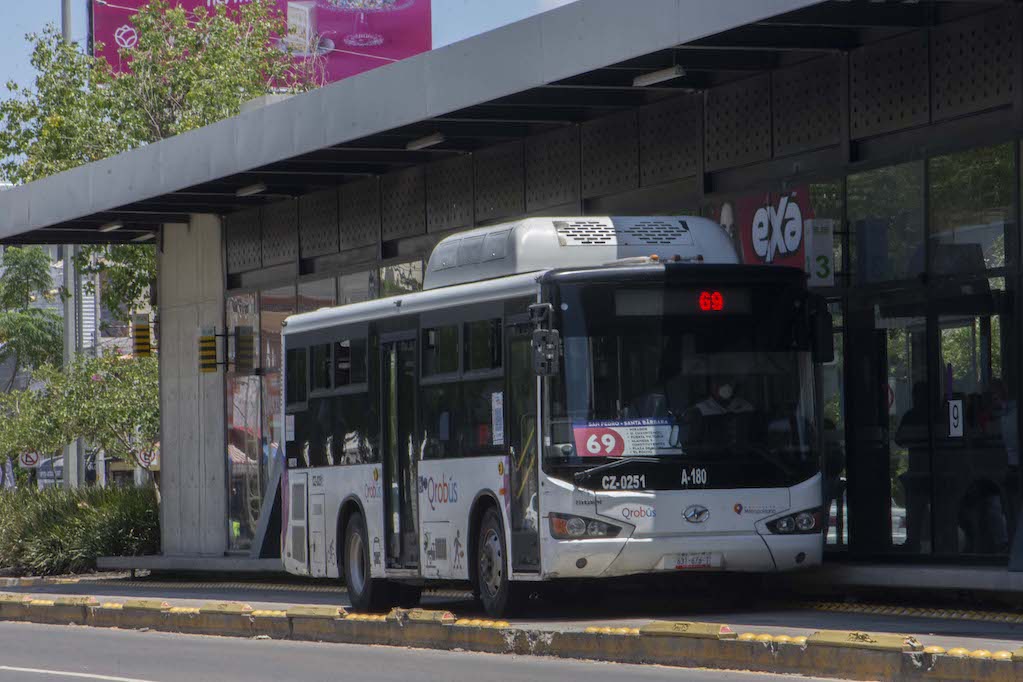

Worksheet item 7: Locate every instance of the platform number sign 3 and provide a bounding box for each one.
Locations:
[948,399,963,438]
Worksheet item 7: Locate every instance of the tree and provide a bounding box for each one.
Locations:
[1,354,160,483]
[0,246,62,391]
[74,354,160,475]
[0,0,324,322]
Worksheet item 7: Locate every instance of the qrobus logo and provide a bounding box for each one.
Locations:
[419,474,459,511]
[751,195,802,264]
[621,506,655,520]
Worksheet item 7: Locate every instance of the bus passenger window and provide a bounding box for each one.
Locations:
[285,348,308,407]
[465,319,502,372]
[422,325,459,376]
[311,344,331,391]
[334,338,367,386]
[463,378,504,453]
[421,384,460,459]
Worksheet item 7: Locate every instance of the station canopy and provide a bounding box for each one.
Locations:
[0,0,1002,245]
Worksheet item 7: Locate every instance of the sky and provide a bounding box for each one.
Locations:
[0,1,577,90]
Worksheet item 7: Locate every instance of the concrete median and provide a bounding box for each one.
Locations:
[0,593,1021,681]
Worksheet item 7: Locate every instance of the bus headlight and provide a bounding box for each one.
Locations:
[766,508,823,535]
[549,513,621,539]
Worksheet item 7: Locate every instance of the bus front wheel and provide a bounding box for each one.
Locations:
[343,511,391,612]
[476,508,514,617]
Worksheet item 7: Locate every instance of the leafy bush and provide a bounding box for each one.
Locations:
[0,485,159,575]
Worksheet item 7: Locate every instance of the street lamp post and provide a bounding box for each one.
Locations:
[61,0,83,489]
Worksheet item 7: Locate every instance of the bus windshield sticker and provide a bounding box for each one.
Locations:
[572,419,682,457]
[492,392,504,446]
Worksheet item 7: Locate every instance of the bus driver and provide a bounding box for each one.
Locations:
[685,376,756,448]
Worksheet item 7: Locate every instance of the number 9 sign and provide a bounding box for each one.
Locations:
[574,427,625,458]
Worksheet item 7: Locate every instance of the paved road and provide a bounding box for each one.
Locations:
[4,578,1023,653]
[0,622,833,682]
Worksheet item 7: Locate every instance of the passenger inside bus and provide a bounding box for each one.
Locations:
[683,377,758,450]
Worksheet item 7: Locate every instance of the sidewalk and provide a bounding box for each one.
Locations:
[1,580,1023,678]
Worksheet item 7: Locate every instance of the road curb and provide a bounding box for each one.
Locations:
[0,595,1020,681]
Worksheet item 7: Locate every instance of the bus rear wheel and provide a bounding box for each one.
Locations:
[476,508,514,617]
[343,511,392,612]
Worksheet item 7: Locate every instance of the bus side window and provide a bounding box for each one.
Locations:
[462,377,504,454]
[286,347,308,407]
[421,383,460,459]
[285,347,309,468]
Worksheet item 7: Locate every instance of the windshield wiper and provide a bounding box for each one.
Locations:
[572,457,660,483]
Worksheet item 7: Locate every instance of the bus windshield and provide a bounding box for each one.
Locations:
[544,277,819,490]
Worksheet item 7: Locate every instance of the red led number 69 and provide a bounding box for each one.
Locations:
[699,291,724,312]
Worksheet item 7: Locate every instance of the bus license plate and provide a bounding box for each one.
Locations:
[660,552,722,570]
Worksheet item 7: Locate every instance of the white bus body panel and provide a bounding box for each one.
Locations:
[289,464,386,580]
[418,456,511,580]
[539,472,823,579]
[423,216,739,290]
[283,472,308,576]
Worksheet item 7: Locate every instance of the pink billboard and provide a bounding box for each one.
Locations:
[92,0,432,84]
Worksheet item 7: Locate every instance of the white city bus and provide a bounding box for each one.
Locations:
[281,216,832,616]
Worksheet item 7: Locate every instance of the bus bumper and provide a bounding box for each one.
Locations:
[542,533,822,579]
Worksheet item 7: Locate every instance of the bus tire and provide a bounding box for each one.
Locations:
[476,507,514,617]
[343,511,392,612]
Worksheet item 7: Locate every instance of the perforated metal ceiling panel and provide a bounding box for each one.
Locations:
[340,177,381,251]
[639,95,701,187]
[581,110,639,199]
[261,199,299,267]
[298,188,340,259]
[850,31,930,140]
[381,167,426,242]
[525,125,580,212]
[225,207,261,274]
[772,55,842,157]
[426,155,474,233]
[931,7,1016,122]
[475,140,525,223]
[705,73,772,172]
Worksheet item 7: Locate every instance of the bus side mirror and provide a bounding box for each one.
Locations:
[812,298,834,364]
[532,329,561,376]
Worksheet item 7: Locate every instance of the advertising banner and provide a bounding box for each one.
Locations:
[92,0,432,84]
[572,419,681,458]
[707,187,834,287]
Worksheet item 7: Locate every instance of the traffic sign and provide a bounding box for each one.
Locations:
[138,449,159,468]
[18,452,40,469]
[133,318,152,357]
[199,330,218,373]
[235,326,255,374]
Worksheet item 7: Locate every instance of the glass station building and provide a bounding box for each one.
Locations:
[2,0,1022,588]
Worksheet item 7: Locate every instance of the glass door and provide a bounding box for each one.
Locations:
[506,318,540,572]
[932,277,1018,556]
[846,288,931,555]
[381,337,420,568]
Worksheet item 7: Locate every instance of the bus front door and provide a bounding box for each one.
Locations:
[381,338,420,569]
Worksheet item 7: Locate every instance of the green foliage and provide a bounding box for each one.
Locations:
[0,26,124,184]
[0,246,55,310]
[0,385,65,461]
[0,485,160,575]
[23,353,161,471]
[0,0,322,322]
[0,246,63,390]
[74,244,156,327]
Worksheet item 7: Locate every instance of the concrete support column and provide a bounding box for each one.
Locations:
[158,216,227,557]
